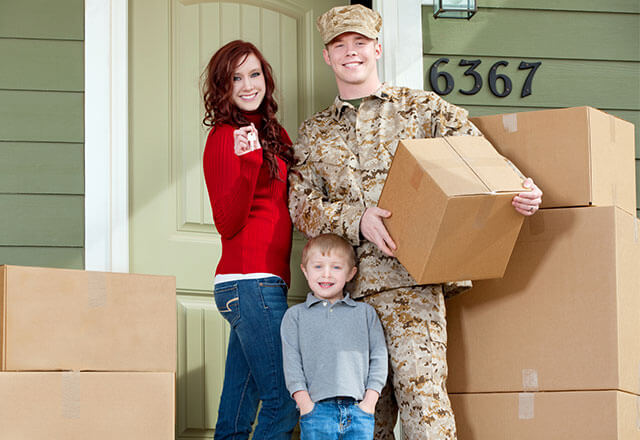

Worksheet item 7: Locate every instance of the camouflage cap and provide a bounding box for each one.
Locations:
[316,4,382,45]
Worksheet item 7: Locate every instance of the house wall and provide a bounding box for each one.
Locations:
[0,0,85,268]
[422,1,640,218]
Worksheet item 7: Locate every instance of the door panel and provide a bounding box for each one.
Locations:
[130,1,345,438]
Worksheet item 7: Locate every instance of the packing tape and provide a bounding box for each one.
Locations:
[522,369,539,391]
[518,393,535,420]
[634,218,639,244]
[636,395,640,430]
[61,372,81,420]
[502,114,518,133]
[87,272,107,309]
[473,196,495,230]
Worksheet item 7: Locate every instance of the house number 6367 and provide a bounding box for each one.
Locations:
[429,58,542,98]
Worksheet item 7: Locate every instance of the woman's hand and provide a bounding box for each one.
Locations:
[233,123,261,156]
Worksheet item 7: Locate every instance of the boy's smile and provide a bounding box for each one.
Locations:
[301,249,357,304]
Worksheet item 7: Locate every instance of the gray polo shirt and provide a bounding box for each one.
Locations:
[281,292,388,403]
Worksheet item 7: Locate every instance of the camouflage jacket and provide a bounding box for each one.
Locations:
[289,83,482,299]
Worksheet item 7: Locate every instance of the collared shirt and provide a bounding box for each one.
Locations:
[280,292,387,403]
[288,83,481,298]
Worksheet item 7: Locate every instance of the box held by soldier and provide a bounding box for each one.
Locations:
[378,136,528,285]
[471,106,636,214]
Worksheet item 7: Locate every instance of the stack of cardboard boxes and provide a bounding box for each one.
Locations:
[446,107,639,439]
[0,265,177,438]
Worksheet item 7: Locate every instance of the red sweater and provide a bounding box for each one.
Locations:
[203,112,292,285]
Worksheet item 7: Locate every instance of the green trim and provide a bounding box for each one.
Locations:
[0,194,84,246]
[0,39,84,91]
[0,90,84,142]
[0,142,84,194]
[423,8,640,61]
[0,247,83,269]
[0,0,84,40]
[423,56,640,110]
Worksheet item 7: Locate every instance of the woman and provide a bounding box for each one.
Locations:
[202,40,298,440]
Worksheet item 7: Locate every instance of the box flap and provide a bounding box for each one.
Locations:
[400,138,490,196]
[444,136,526,193]
[471,108,593,208]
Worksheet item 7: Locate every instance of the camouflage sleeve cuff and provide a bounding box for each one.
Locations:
[346,204,367,246]
[442,280,473,299]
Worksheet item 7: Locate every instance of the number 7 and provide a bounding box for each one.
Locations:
[518,61,542,98]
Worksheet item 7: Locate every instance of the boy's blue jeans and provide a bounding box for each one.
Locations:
[213,277,298,440]
[300,397,375,440]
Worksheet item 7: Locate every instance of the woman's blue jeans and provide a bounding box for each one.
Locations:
[213,277,298,440]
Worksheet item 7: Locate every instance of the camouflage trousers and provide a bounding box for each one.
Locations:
[361,286,456,440]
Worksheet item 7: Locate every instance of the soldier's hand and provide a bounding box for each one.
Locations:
[512,178,542,216]
[360,207,397,257]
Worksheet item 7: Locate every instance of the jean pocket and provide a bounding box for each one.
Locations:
[257,279,288,312]
[214,284,240,326]
[355,404,375,417]
[299,403,317,421]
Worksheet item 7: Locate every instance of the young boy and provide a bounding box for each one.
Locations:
[280,233,388,440]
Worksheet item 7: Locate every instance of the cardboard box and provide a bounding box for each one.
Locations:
[471,107,636,214]
[446,206,640,394]
[377,136,526,284]
[1,265,177,372]
[450,390,639,440]
[0,372,175,439]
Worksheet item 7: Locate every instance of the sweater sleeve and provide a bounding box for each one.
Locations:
[203,125,263,239]
[280,308,308,397]
[365,305,388,394]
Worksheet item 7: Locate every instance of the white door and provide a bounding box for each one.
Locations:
[129,0,346,438]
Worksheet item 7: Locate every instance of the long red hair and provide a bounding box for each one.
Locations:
[202,40,294,179]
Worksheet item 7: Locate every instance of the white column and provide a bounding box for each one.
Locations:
[374,0,432,89]
[84,0,129,272]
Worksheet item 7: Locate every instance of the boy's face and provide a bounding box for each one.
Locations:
[301,249,357,304]
[322,32,381,91]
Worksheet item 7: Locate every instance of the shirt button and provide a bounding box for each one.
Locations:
[330,309,334,313]
[323,302,327,307]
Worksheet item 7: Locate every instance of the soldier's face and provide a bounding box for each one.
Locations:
[301,249,357,304]
[323,32,381,90]
[231,52,266,112]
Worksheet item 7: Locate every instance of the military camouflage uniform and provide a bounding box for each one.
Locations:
[289,83,481,439]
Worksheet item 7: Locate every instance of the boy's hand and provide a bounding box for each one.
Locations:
[293,390,315,415]
[357,389,379,415]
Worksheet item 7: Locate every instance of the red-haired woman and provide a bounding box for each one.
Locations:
[202,40,298,439]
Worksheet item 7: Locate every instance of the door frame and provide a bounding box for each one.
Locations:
[83,0,428,270]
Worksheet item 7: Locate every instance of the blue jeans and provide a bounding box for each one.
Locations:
[213,277,298,440]
[300,398,375,440]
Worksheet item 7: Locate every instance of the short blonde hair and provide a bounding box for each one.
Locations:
[301,233,356,268]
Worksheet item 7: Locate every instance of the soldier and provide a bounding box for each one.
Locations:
[288,4,543,440]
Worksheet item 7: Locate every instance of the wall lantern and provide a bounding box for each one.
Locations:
[433,0,477,19]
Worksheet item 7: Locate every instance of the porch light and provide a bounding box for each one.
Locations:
[433,0,477,19]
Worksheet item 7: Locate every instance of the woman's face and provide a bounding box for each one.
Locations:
[231,52,266,112]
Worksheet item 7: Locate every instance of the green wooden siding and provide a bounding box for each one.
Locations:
[422,4,640,218]
[0,0,84,269]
